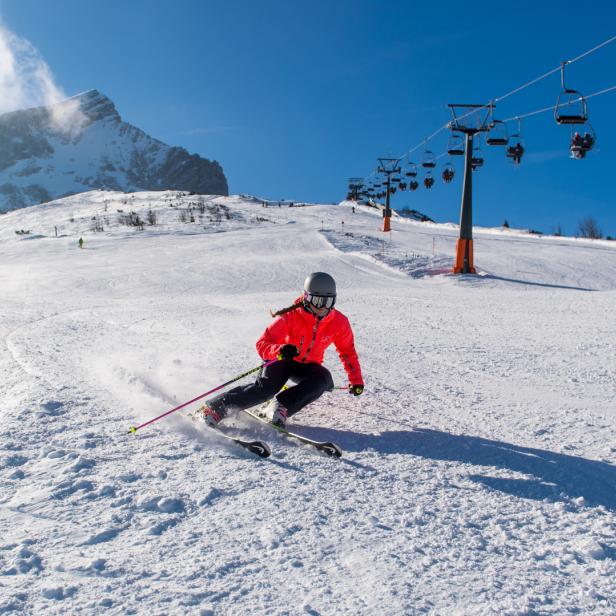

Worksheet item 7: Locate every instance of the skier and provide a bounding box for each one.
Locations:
[201,272,364,428]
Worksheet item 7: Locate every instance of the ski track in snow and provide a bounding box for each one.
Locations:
[0,192,615,615]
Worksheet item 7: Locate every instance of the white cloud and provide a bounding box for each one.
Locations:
[0,23,85,135]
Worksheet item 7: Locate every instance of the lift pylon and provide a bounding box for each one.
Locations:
[448,103,492,274]
[377,157,401,232]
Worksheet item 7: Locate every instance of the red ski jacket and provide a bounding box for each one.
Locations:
[256,302,364,386]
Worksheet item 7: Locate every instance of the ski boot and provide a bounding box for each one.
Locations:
[199,404,223,428]
[264,399,288,428]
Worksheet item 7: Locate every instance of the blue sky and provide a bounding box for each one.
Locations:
[1,0,615,236]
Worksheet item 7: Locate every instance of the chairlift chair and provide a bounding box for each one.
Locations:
[447,133,465,156]
[406,162,418,177]
[471,144,484,170]
[424,172,435,189]
[554,62,589,125]
[506,142,525,165]
[409,180,419,191]
[505,117,525,165]
[390,186,397,194]
[422,149,436,169]
[399,182,407,191]
[486,119,509,146]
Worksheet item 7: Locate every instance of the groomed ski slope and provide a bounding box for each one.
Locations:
[0,191,615,615]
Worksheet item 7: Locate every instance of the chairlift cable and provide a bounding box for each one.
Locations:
[494,66,562,104]
[502,84,616,123]
[400,124,449,161]
[457,35,616,123]
[496,34,616,104]
[568,34,616,64]
[360,35,616,186]
[585,84,616,99]
[427,35,616,135]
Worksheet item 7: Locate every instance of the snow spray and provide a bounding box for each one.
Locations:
[128,360,276,434]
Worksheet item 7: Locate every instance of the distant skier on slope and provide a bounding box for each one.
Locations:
[201,272,364,428]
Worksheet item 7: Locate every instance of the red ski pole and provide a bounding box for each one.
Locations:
[128,360,275,434]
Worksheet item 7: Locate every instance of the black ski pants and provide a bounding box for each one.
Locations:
[208,360,334,417]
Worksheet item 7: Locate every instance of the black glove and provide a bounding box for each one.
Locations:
[278,344,299,361]
[349,384,364,396]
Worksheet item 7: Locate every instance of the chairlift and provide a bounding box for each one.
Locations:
[390,186,397,194]
[406,162,418,177]
[554,62,588,125]
[424,172,434,189]
[471,144,484,170]
[506,142,525,165]
[399,181,407,191]
[506,117,525,165]
[486,119,509,146]
[447,132,465,156]
[422,148,436,169]
[569,124,596,159]
[409,180,419,191]
[442,163,455,183]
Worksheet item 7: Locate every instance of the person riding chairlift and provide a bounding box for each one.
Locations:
[582,132,594,149]
[508,142,524,164]
[570,131,593,159]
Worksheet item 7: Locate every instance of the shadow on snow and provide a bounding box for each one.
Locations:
[298,425,616,511]
[482,273,596,292]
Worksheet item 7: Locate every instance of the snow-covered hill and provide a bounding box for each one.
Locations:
[1,192,615,615]
[0,91,228,212]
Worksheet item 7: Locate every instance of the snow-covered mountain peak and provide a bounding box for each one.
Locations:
[67,89,121,125]
[0,91,228,211]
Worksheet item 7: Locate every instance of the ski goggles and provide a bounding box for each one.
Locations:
[304,292,336,309]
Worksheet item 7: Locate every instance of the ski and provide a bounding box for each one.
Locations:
[242,407,342,458]
[185,409,271,459]
[215,431,271,459]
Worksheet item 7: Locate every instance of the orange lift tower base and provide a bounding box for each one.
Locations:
[448,103,492,274]
[453,238,475,274]
[383,210,392,232]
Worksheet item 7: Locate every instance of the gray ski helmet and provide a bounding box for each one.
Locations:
[304,272,336,296]
[303,272,336,310]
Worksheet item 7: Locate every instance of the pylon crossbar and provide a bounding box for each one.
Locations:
[448,103,492,133]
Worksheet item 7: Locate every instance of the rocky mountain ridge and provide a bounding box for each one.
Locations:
[0,90,228,211]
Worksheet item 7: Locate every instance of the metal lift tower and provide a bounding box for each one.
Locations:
[377,157,401,233]
[448,104,492,274]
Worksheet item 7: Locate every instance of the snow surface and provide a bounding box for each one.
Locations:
[0,191,615,615]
